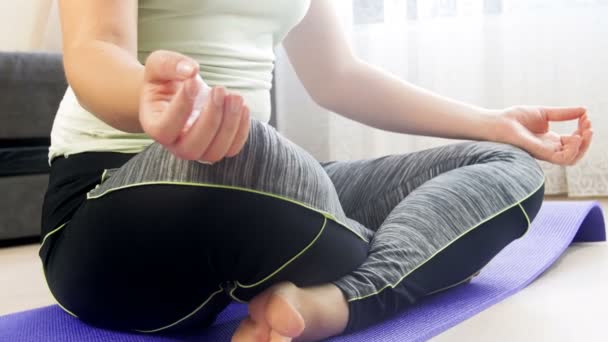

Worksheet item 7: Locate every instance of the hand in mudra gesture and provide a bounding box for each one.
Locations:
[139,50,251,164]
[497,106,593,166]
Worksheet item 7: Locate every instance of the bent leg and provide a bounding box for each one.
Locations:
[322,141,545,332]
[44,183,368,334]
[81,118,372,308]
[42,119,369,334]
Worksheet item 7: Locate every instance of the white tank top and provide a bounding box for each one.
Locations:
[49,0,311,164]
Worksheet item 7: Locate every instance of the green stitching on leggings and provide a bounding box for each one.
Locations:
[133,286,224,333]
[40,264,79,319]
[100,169,109,182]
[227,283,247,304]
[346,179,545,303]
[426,268,482,296]
[42,264,79,319]
[423,201,536,298]
[39,221,85,320]
[86,180,368,243]
[38,221,80,318]
[517,202,532,239]
[39,221,71,254]
[227,217,329,302]
[358,191,536,299]
[39,220,229,334]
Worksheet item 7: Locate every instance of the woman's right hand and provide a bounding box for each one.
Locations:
[139,50,251,163]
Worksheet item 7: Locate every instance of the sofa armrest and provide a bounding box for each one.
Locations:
[0,51,67,139]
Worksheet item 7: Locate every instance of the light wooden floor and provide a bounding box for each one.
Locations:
[0,196,606,340]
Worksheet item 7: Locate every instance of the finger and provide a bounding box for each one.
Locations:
[569,118,588,164]
[144,50,199,83]
[542,107,586,122]
[577,113,591,132]
[145,80,182,102]
[583,116,592,130]
[198,94,244,163]
[572,129,593,164]
[141,76,200,146]
[183,75,211,132]
[552,135,581,165]
[225,105,251,157]
[169,86,226,160]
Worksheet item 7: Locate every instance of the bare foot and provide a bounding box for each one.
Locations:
[231,282,349,342]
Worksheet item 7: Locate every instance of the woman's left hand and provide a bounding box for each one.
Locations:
[495,106,593,166]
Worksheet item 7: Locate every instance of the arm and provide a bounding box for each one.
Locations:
[283,0,592,165]
[59,0,250,162]
[283,0,498,142]
[58,0,144,132]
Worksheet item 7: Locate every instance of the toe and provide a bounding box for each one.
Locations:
[232,316,270,342]
[270,330,292,342]
[266,292,305,338]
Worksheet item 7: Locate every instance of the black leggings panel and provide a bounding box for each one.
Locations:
[41,153,368,333]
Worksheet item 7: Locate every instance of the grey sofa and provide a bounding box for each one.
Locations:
[0,51,67,244]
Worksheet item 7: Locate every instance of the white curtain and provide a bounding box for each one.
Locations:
[0,0,61,52]
[275,0,608,197]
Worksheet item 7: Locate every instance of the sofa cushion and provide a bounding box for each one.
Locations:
[0,51,67,139]
[0,174,48,240]
[0,145,50,176]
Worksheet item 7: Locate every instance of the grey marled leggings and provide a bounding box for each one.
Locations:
[43,118,545,333]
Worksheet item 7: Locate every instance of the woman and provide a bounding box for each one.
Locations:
[40,1,593,341]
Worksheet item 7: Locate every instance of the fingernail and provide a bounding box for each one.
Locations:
[177,61,194,77]
[213,87,225,106]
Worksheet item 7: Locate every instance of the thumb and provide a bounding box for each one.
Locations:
[143,50,199,83]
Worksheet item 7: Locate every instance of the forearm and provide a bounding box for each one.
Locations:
[63,40,145,133]
[319,59,502,141]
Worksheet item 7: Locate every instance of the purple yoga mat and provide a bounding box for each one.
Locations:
[1,201,605,342]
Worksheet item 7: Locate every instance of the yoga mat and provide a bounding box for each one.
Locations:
[1,201,605,342]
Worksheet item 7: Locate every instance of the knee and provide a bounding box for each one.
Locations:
[228,119,327,180]
[495,145,546,220]
[150,118,319,179]
[163,119,339,206]
[474,141,545,185]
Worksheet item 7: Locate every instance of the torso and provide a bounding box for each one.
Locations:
[48,0,311,164]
